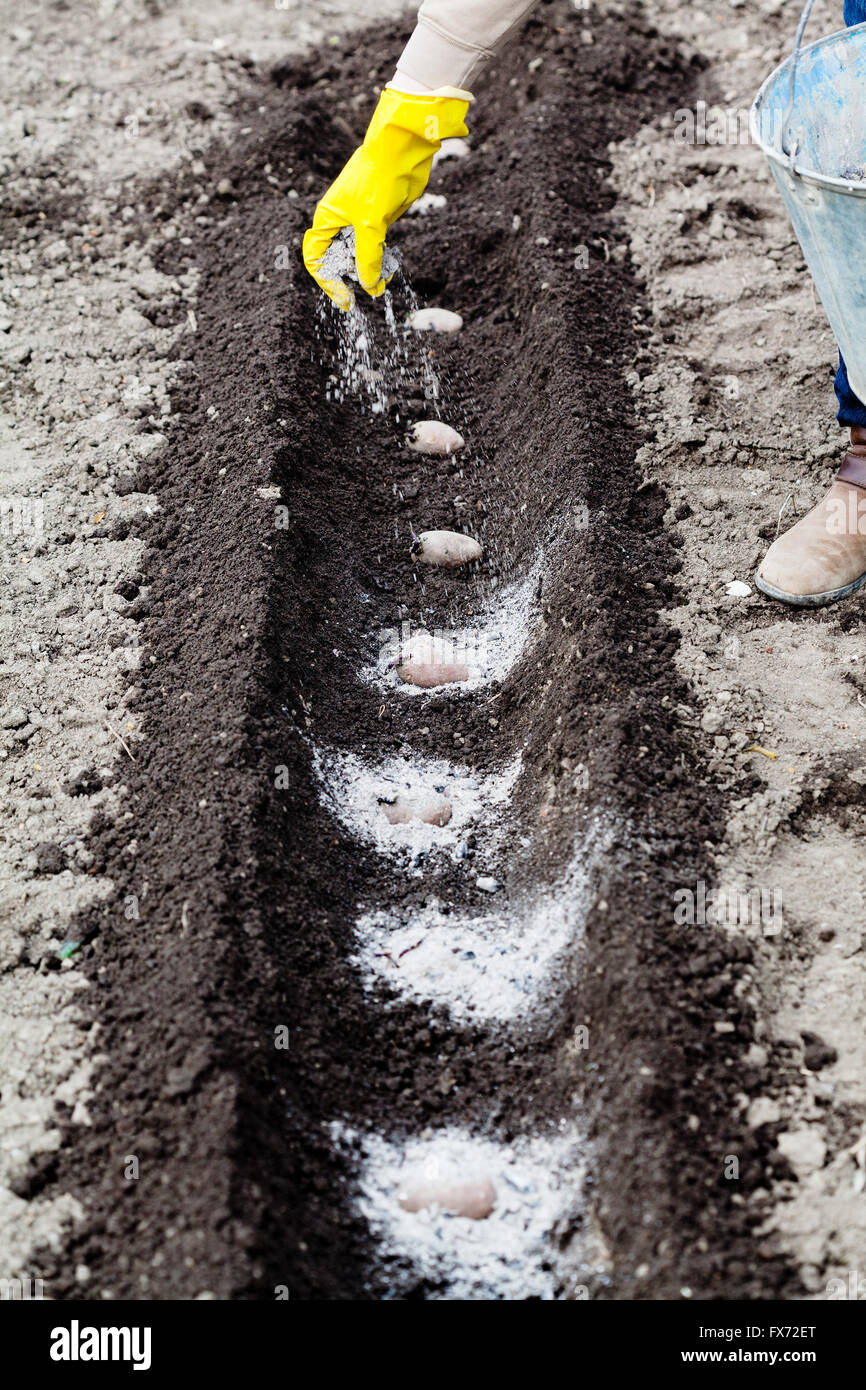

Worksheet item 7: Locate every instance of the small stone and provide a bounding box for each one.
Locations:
[118,306,152,335]
[777,1128,826,1175]
[406,192,447,216]
[432,137,470,166]
[131,432,167,461]
[475,875,500,893]
[727,580,751,598]
[747,1097,781,1128]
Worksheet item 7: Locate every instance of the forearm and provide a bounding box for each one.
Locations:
[394,0,541,90]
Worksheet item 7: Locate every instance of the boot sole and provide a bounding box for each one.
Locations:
[755,566,866,608]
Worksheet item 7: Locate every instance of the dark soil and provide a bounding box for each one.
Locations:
[35,0,798,1299]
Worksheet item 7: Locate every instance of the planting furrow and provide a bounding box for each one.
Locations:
[306,303,604,1287]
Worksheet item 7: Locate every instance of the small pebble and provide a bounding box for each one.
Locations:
[406,193,447,216]
[727,580,751,597]
[476,875,500,893]
[432,137,470,166]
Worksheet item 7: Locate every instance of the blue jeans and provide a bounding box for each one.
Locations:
[836,0,866,425]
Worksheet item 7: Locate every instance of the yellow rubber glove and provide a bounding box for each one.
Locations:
[303,86,472,310]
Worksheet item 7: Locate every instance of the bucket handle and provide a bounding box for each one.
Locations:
[780,0,817,169]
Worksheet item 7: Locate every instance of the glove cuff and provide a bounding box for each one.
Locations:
[386,80,474,102]
[366,88,471,147]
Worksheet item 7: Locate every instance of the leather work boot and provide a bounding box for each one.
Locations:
[756,427,866,606]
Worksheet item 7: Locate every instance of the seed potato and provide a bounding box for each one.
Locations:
[411,529,482,567]
[406,421,465,455]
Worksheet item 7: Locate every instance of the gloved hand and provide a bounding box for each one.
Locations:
[303,86,472,310]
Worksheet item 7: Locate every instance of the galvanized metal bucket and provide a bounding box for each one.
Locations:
[750,0,866,401]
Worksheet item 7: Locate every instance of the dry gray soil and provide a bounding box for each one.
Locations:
[611,0,866,1295]
[2,0,865,1300]
[0,0,406,1292]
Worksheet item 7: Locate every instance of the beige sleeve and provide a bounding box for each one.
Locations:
[395,0,542,89]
